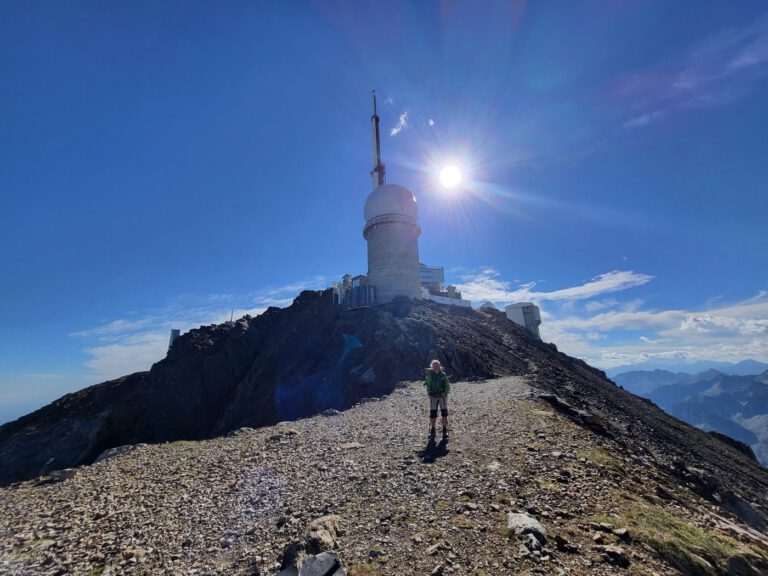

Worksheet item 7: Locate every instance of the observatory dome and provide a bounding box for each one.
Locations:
[364,184,418,222]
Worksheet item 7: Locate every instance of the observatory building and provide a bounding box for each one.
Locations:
[331,93,471,310]
[362,93,423,303]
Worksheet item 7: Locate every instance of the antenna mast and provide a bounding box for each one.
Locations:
[370,90,386,191]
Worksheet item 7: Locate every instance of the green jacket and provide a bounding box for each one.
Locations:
[425,371,451,397]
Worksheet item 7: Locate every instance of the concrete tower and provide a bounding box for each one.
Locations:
[363,92,422,304]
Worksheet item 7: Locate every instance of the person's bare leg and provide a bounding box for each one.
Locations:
[430,417,437,433]
[441,416,448,434]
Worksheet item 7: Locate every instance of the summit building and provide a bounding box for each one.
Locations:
[332,93,470,310]
[362,93,423,303]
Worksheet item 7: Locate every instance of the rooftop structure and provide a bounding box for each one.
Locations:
[168,329,180,351]
[505,302,542,340]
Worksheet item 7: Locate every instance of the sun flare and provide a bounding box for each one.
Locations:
[439,165,463,188]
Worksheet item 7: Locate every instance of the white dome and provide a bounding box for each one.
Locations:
[364,184,418,222]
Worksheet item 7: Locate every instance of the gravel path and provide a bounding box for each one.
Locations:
[2,377,766,575]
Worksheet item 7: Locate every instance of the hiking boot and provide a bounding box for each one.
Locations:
[442,427,449,438]
[429,427,436,438]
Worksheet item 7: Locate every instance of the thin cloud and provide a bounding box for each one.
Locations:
[70,318,156,338]
[390,112,408,136]
[454,268,653,306]
[457,268,768,370]
[680,313,768,335]
[70,276,328,383]
[542,293,768,369]
[623,111,663,129]
[611,13,768,124]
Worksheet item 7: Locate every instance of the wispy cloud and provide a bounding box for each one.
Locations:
[614,13,768,126]
[390,111,408,136]
[623,110,663,129]
[454,268,653,306]
[70,276,328,383]
[541,293,768,369]
[453,268,768,370]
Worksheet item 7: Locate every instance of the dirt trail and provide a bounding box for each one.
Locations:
[2,377,767,575]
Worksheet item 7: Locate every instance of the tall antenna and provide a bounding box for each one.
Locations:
[370,90,386,190]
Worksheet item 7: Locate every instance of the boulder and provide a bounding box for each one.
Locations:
[306,515,342,554]
[594,544,630,567]
[94,444,143,464]
[299,552,344,576]
[507,512,546,545]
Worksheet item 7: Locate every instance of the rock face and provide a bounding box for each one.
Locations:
[0,287,766,546]
[0,290,534,486]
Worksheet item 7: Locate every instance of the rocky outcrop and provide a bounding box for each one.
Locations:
[1,289,767,541]
[0,290,533,486]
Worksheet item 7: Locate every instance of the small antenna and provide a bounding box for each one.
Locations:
[230,309,234,323]
[370,90,386,190]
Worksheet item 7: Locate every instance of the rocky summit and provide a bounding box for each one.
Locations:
[0,289,549,487]
[2,378,768,575]
[0,292,767,575]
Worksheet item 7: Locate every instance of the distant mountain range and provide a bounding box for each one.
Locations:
[614,367,768,466]
[605,358,768,379]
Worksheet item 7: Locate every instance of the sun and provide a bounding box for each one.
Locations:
[439,165,463,188]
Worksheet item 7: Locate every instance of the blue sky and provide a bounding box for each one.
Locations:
[1,1,767,423]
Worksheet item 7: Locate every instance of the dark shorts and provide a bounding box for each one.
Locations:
[429,395,448,418]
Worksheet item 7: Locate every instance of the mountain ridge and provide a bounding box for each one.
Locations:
[615,369,768,466]
[606,359,768,379]
[1,290,767,570]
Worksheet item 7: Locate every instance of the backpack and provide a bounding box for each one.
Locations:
[427,372,448,396]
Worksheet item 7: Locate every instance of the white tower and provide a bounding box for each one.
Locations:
[363,92,422,304]
[505,302,542,340]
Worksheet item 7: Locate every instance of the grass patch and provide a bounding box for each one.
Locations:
[608,493,741,576]
[495,493,512,505]
[578,448,628,476]
[536,478,561,491]
[167,440,196,451]
[453,516,475,529]
[348,563,377,576]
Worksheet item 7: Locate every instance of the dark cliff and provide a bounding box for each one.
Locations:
[1,290,767,536]
[0,290,527,486]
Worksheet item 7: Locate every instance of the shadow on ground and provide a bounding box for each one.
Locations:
[418,434,449,463]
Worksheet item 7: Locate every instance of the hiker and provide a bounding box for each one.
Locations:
[425,359,450,437]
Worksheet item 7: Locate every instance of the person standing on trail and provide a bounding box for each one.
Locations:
[425,360,451,437]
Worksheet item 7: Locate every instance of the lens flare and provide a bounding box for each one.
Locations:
[439,165,463,188]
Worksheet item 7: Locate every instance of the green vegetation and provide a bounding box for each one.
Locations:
[595,492,744,576]
[494,493,512,505]
[535,478,561,491]
[578,448,628,477]
[453,515,474,529]
[347,563,377,576]
[167,440,196,451]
